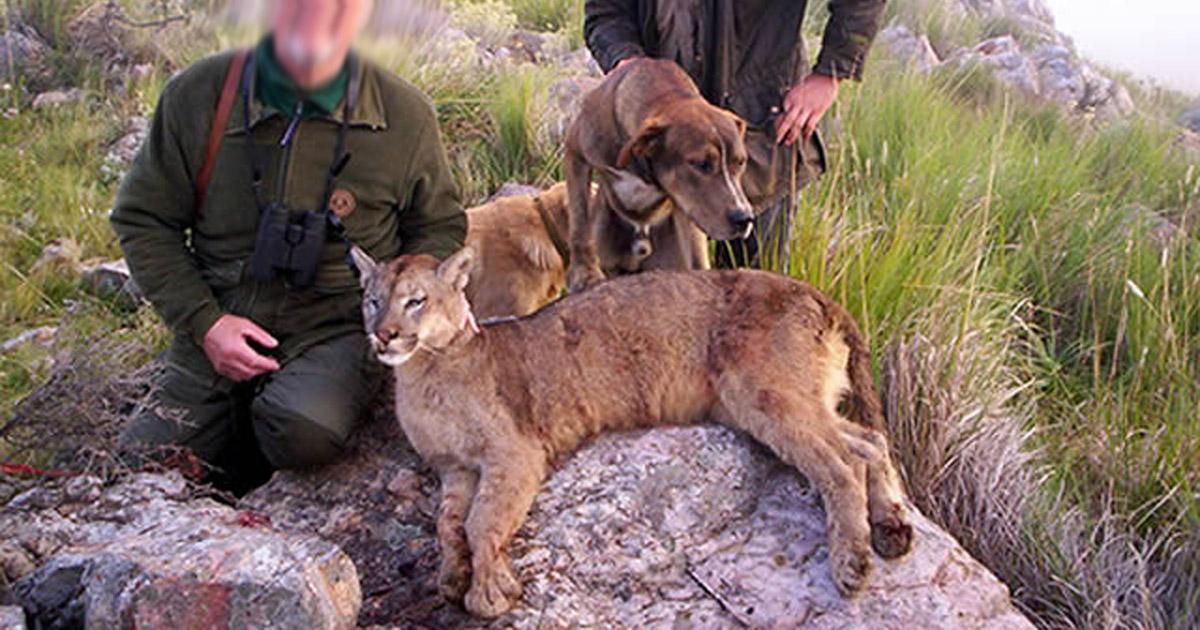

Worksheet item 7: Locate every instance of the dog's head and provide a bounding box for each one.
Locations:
[352,246,478,367]
[616,102,754,240]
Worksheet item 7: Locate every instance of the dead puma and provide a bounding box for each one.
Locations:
[352,246,914,619]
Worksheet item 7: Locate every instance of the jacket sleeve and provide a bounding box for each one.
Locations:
[397,113,466,260]
[584,0,646,73]
[813,0,888,81]
[110,77,225,344]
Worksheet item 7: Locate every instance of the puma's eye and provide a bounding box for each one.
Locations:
[366,297,381,312]
[691,157,715,175]
[404,296,427,311]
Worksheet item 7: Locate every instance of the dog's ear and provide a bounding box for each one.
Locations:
[729,113,747,137]
[349,245,378,285]
[437,247,476,292]
[617,119,668,168]
[602,166,666,212]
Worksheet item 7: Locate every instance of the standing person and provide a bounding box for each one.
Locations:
[584,0,886,271]
[111,0,465,493]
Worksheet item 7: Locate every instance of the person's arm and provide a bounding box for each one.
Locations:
[110,78,226,343]
[777,0,887,145]
[396,111,466,260]
[111,65,279,382]
[584,0,646,73]
[813,0,888,82]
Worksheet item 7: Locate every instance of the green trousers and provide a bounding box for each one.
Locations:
[119,330,382,491]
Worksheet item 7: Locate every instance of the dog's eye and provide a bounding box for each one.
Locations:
[732,155,747,169]
[691,158,715,175]
[404,296,427,311]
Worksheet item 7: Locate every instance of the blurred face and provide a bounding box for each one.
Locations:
[271,0,373,89]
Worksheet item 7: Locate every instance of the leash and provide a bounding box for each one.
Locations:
[533,194,571,266]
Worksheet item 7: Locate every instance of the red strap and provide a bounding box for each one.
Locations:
[194,49,249,214]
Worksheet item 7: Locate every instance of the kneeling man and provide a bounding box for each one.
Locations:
[111,0,464,492]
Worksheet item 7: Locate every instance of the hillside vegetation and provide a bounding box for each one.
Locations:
[0,0,1197,627]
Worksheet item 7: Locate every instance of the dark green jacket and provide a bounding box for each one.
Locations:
[584,0,886,199]
[111,49,465,356]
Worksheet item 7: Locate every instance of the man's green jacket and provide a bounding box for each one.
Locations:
[111,49,465,360]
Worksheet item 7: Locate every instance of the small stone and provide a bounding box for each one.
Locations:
[80,258,143,308]
[31,89,85,109]
[0,605,26,630]
[1,327,56,354]
[488,182,542,201]
[29,239,83,276]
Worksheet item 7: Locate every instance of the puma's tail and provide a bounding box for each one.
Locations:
[829,302,886,433]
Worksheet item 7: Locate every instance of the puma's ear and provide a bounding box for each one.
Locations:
[349,245,378,285]
[437,247,476,292]
[617,119,668,168]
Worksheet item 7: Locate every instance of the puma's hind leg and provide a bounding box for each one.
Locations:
[836,418,914,559]
[715,378,875,595]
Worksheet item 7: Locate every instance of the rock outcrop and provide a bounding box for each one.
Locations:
[242,417,1033,628]
[1,473,360,629]
[879,0,1135,119]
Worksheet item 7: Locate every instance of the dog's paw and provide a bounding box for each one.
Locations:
[464,566,522,618]
[437,559,471,603]
[566,264,605,293]
[870,505,914,559]
[830,542,874,596]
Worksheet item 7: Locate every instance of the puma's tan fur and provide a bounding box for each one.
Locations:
[352,246,914,618]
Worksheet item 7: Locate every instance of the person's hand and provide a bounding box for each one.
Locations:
[613,56,640,72]
[202,314,280,382]
[776,73,839,146]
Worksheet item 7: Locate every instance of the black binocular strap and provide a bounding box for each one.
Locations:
[239,53,361,218]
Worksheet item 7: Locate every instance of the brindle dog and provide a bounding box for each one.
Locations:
[564,58,755,292]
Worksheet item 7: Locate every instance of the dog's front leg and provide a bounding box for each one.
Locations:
[436,466,480,603]
[564,146,605,292]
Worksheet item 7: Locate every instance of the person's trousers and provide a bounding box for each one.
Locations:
[119,331,382,492]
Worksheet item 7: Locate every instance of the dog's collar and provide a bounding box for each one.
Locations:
[533,194,571,266]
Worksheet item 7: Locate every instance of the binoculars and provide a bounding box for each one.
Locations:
[248,203,330,289]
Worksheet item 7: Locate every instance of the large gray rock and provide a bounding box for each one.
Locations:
[1179,105,1200,134]
[1,473,360,629]
[877,24,940,72]
[944,36,1041,98]
[0,27,53,88]
[243,418,1033,628]
[539,75,601,149]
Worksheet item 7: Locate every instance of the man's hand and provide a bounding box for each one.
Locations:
[202,314,281,382]
[776,73,839,146]
[613,56,640,72]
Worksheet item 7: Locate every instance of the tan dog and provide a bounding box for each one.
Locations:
[464,182,657,319]
[464,183,570,320]
[353,246,914,618]
[564,57,755,292]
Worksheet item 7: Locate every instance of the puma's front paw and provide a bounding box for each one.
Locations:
[566,263,605,293]
[830,539,874,596]
[464,560,523,618]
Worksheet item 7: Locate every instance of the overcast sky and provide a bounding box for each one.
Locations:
[1042,0,1199,96]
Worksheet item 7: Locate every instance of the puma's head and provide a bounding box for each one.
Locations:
[351,246,479,367]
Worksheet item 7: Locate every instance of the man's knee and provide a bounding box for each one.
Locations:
[250,396,353,469]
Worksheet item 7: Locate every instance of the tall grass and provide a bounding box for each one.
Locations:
[789,63,1199,627]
